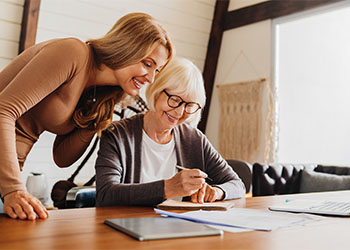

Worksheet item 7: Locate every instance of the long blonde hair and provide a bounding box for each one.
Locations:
[73,12,174,134]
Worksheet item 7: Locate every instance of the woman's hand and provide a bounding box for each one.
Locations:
[3,190,48,220]
[191,183,224,203]
[164,169,207,199]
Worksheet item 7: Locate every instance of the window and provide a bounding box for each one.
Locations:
[273,1,350,164]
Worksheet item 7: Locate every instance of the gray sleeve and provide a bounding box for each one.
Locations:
[176,126,246,200]
[201,133,246,199]
[95,120,165,207]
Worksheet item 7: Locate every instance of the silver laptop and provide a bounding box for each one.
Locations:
[269,199,350,216]
[104,217,223,241]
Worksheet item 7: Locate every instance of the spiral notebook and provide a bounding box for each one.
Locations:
[104,217,222,241]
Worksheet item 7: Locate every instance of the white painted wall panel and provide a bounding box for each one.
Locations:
[2,0,23,5]
[37,0,214,70]
[0,0,23,71]
[37,11,110,40]
[0,0,23,23]
[0,39,19,59]
[228,0,268,11]
[145,0,214,19]
[0,21,21,42]
[0,58,12,70]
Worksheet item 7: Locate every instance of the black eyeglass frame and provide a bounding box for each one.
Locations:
[162,90,201,114]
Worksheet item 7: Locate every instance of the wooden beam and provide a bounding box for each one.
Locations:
[224,0,343,31]
[198,0,229,133]
[19,0,41,54]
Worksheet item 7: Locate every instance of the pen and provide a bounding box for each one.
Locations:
[176,165,213,182]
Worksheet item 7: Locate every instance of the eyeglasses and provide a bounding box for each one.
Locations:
[162,90,201,114]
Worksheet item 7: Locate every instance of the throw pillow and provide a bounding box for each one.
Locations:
[300,168,350,193]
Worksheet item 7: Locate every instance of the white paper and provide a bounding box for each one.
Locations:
[155,207,320,232]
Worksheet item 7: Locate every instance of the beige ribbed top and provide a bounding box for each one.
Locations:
[0,38,96,197]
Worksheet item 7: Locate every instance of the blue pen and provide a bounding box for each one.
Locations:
[176,165,213,182]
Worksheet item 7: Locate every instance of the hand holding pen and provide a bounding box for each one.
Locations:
[175,165,223,203]
[164,165,210,199]
[175,165,213,182]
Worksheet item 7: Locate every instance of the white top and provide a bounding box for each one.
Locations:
[140,130,177,183]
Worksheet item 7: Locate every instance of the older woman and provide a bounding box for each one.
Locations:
[95,57,245,206]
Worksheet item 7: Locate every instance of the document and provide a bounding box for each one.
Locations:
[155,207,320,231]
[157,199,235,211]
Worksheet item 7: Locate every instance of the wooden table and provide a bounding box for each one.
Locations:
[1,190,349,250]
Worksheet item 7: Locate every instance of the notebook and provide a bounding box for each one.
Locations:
[104,217,223,241]
[157,199,235,211]
[269,199,350,216]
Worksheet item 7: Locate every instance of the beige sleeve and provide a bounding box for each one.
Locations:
[52,128,97,168]
[0,39,86,197]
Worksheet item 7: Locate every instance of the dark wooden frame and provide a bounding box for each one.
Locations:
[19,0,41,54]
[198,0,343,133]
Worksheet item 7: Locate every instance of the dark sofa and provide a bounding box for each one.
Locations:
[252,163,350,197]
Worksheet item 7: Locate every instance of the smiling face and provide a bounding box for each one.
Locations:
[113,44,169,96]
[153,90,199,131]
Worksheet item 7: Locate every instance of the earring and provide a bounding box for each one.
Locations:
[92,84,96,102]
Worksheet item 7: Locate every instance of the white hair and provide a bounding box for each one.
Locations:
[145,57,206,127]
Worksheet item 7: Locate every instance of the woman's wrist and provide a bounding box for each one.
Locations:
[163,179,174,199]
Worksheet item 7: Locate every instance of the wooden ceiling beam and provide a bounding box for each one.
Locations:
[224,0,343,30]
[19,0,41,54]
[198,0,229,133]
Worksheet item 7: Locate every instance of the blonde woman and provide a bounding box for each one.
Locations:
[95,58,245,207]
[0,12,173,220]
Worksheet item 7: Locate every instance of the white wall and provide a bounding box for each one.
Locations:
[36,0,214,70]
[206,0,271,163]
[0,0,24,71]
[228,0,266,10]
[0,0,216,206]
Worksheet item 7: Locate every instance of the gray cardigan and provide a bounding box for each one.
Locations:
[95,114,245,207]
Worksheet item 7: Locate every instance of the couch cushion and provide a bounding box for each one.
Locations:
[315,165,350,175]
[252,163,317,196]
[300,168,350,193]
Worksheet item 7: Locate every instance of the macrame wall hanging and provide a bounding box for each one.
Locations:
[217,79,265,162]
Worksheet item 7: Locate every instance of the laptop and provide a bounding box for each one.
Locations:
[104,217,223,241]
[269,199,350,216]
